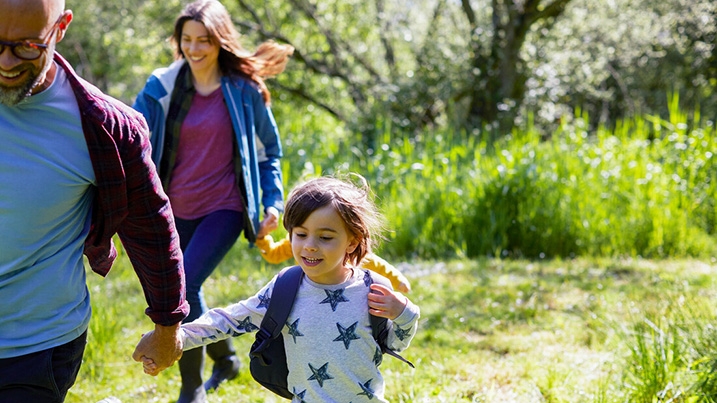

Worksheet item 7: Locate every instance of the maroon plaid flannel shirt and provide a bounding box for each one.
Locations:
[56,54,189,326]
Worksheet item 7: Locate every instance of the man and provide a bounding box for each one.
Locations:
[0,0,189,401]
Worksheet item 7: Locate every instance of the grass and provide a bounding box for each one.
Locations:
[66,244,717,402]
[63,100,716,401]
[276,102,717,261]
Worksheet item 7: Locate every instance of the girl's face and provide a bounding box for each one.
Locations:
[290,205,359,285]
[180,20,220,76]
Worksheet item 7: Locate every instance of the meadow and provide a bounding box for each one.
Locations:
[67,103,717,402]
[69,253,717,402]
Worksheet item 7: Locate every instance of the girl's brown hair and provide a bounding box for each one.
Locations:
[171,0,294,104]
[283,175,385,266]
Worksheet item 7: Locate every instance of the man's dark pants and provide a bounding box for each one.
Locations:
[0,330,87,402]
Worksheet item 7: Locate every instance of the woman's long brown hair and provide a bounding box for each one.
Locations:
[171,0,294,104]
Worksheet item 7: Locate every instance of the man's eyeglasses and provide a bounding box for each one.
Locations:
[0,18,62,61]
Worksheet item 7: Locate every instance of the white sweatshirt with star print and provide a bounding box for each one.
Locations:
[180,267,420,402]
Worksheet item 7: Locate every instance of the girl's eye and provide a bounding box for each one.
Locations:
[294,233,307,238]
[320,236,333,241]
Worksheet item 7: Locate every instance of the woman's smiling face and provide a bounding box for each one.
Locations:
[180,19,220,76]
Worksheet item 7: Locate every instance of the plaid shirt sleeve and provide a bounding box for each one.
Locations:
[114,116,189,325]
[58,54,189,326]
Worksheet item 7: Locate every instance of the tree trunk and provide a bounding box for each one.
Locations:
[463,0,572,141]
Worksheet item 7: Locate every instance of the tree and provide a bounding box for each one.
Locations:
[234,0,576,142]
[460,0,573,139]
[236,0,714,140]
[58,0,716,143]
[233,0,427,143]
[58,0,181,104]
[522,0,717,131]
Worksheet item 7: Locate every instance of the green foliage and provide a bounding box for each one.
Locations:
[613,290,717,402]
[623,317,687,402]
[464,107,717,259]
[56,0,714,137]
[59,0,182,104]
[55,1,716,260]
[276,102,716,260]
[525,0,717,132]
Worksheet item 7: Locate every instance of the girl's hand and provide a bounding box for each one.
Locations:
[367,283,408,320]
[141,355,158,374]
[257,210,279,239]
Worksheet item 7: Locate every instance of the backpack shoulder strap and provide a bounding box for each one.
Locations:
[250,265,304,364]
[367,270,415,368]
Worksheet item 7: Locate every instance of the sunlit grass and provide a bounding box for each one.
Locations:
[66,102,717,401]
[67,252,717,402]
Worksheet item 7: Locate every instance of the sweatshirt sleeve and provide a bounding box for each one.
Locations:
[255,234,294,265]
[181,278,276,350]
[386,298,420,353]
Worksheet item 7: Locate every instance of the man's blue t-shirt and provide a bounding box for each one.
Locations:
[0,64,95,358]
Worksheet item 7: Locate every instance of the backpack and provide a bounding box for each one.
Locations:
[249,265,414,399]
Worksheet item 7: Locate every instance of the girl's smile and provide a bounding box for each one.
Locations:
[291,205,359,285]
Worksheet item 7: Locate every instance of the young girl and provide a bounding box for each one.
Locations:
[255,213,412,293]
[140,176,420,402]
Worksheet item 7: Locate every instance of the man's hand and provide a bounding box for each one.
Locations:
[132,323,183,376]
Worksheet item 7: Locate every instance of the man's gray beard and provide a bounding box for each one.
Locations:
[0,81,35,106]
[0,55,54,106]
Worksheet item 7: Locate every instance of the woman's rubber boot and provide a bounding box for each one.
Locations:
[176,347,207,403]
[204,339,240,392]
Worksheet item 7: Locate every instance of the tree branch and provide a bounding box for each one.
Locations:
[375,0,396,76]
[289,0,383,82]
[236,0,263,26]
[272,82,347,122]
[525,0,572,26]
[461,0,477,28]
[232,18,350,81]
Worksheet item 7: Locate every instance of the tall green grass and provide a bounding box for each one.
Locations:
[278,102,716,260]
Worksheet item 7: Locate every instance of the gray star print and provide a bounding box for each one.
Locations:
[257,288,271,309]
[292,387,307,402]
[236,316,259,334]
[357,378,375,399]
[372,346,382,366]
[363,270,373,287]
[394,325,410,341]
[286,318,304,343]
[307,362,334,387]
[320,289,350,311]
[333,321,360,349]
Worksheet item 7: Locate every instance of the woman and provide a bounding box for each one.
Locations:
[133,1,293,402]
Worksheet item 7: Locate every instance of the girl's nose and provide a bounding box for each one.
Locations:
[303,238,318,252]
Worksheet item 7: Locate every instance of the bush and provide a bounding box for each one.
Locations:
[279,106,717,260]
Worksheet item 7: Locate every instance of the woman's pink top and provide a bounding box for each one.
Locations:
[168,88,243,219]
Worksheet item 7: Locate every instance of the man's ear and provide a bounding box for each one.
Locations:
[56,10,73,41]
